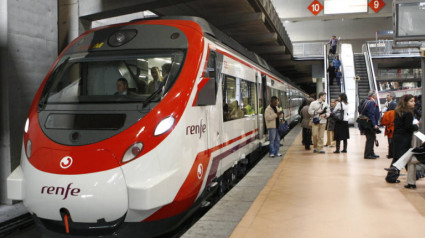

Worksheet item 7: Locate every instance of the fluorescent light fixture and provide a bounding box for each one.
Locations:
[324,0,367,14]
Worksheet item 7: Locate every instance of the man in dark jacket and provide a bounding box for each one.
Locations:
[360,90,380,159]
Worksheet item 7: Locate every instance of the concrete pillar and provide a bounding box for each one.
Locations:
[421,51,425,133]
[0,0,58,205]
[0,0,11,205]
[59,0,80,53]
[316,78,323,97]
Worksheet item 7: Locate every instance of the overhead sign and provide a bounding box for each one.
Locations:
[308,0,324,16]
[324,0,367,14]
[369,0,385,13]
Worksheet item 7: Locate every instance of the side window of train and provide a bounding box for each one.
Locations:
[194,51,217,106]
[222,75,257,122]
[222,75,236,122]
[240,80,257,116]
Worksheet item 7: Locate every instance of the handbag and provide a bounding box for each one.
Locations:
[312,102,323,125]
[278,121,290,138]
[333,103,344,122]
[356,100,373,131]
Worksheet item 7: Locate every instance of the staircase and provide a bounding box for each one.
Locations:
[354,53,371,101]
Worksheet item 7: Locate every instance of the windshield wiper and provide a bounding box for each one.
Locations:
[142,84,164,108]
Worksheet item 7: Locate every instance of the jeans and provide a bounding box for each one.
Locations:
[268,128,281,155]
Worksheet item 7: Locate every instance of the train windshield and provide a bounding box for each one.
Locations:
[40,50,185,105]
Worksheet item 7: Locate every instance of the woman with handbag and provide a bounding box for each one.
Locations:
[333,93,350,153]
[384,94,419,183]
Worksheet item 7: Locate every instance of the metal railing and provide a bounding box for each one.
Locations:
[363,43,381,112]
[367,40,422,58]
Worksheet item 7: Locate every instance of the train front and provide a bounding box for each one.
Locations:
[7,19,205,237]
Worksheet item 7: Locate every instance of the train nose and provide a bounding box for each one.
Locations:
[22,148,128,225]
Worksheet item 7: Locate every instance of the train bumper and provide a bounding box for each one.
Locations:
[7,166,24,200]
[10,147,128,224]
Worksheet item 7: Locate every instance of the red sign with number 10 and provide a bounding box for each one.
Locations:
[308,0,324,16]
[369,0,385,13]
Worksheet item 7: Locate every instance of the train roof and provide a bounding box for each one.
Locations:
[131,16,304,93]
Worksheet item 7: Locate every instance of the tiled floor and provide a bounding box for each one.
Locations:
[231,128,425,238]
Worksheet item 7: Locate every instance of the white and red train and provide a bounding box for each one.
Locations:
[7,17,306,237]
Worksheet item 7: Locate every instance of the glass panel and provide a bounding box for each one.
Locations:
[41,51,185,105]
[45,114,126,130]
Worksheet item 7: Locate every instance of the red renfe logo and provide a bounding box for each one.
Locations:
[186,119,207,138]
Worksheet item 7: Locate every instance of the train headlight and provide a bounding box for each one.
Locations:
[24,118,29,133]
[154,116,175,136]
[25,139,32,158]
[122,142,143,163]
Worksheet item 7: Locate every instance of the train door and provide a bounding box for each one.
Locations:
[205,51,222,152]
[257,72,265,140]
[193,50,222,186]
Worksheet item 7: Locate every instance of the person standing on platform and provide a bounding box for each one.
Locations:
[308,92,330,153]
[333,93,350,153]
[325,99,336,147]
[380,92,397,159]
[301,99,313,150]
[265,96,283,158]
[360,90,381,159]
[384,94,419,183]
[391,94,419,164]
[382,91,397,113]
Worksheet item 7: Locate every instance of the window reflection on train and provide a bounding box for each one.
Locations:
[266,87,303,121]
[222,75,257,121]
[42,51,184,104]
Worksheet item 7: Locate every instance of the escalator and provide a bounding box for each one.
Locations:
[328,54,342,101]
[354,53,371,101]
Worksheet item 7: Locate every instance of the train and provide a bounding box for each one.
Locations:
[7,16,306,237]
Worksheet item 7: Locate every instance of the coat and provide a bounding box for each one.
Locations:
[308,100,330,124]
[300,105,312,129]
[360,98,380,127]
[265,105,282,129]
[393,111,419,160]
[380,110,395,138]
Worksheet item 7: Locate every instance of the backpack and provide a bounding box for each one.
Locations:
[358,98,366,113]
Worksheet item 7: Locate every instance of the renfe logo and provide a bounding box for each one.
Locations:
[60,156,73,169]
[41,183,81,200]
[186,119,207,138]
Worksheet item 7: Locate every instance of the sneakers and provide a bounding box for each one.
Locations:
[269,154,275,158]
[276,153,283,157]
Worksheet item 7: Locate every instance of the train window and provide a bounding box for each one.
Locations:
[240,80,257,116]
[222,75,257,121]
[39,50,185,105]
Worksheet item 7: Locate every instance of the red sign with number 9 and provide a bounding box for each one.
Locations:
[369,0,385,13]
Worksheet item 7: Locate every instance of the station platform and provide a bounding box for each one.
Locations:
[183,125,425,238]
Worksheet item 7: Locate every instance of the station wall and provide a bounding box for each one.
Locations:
[0,0,57,204]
